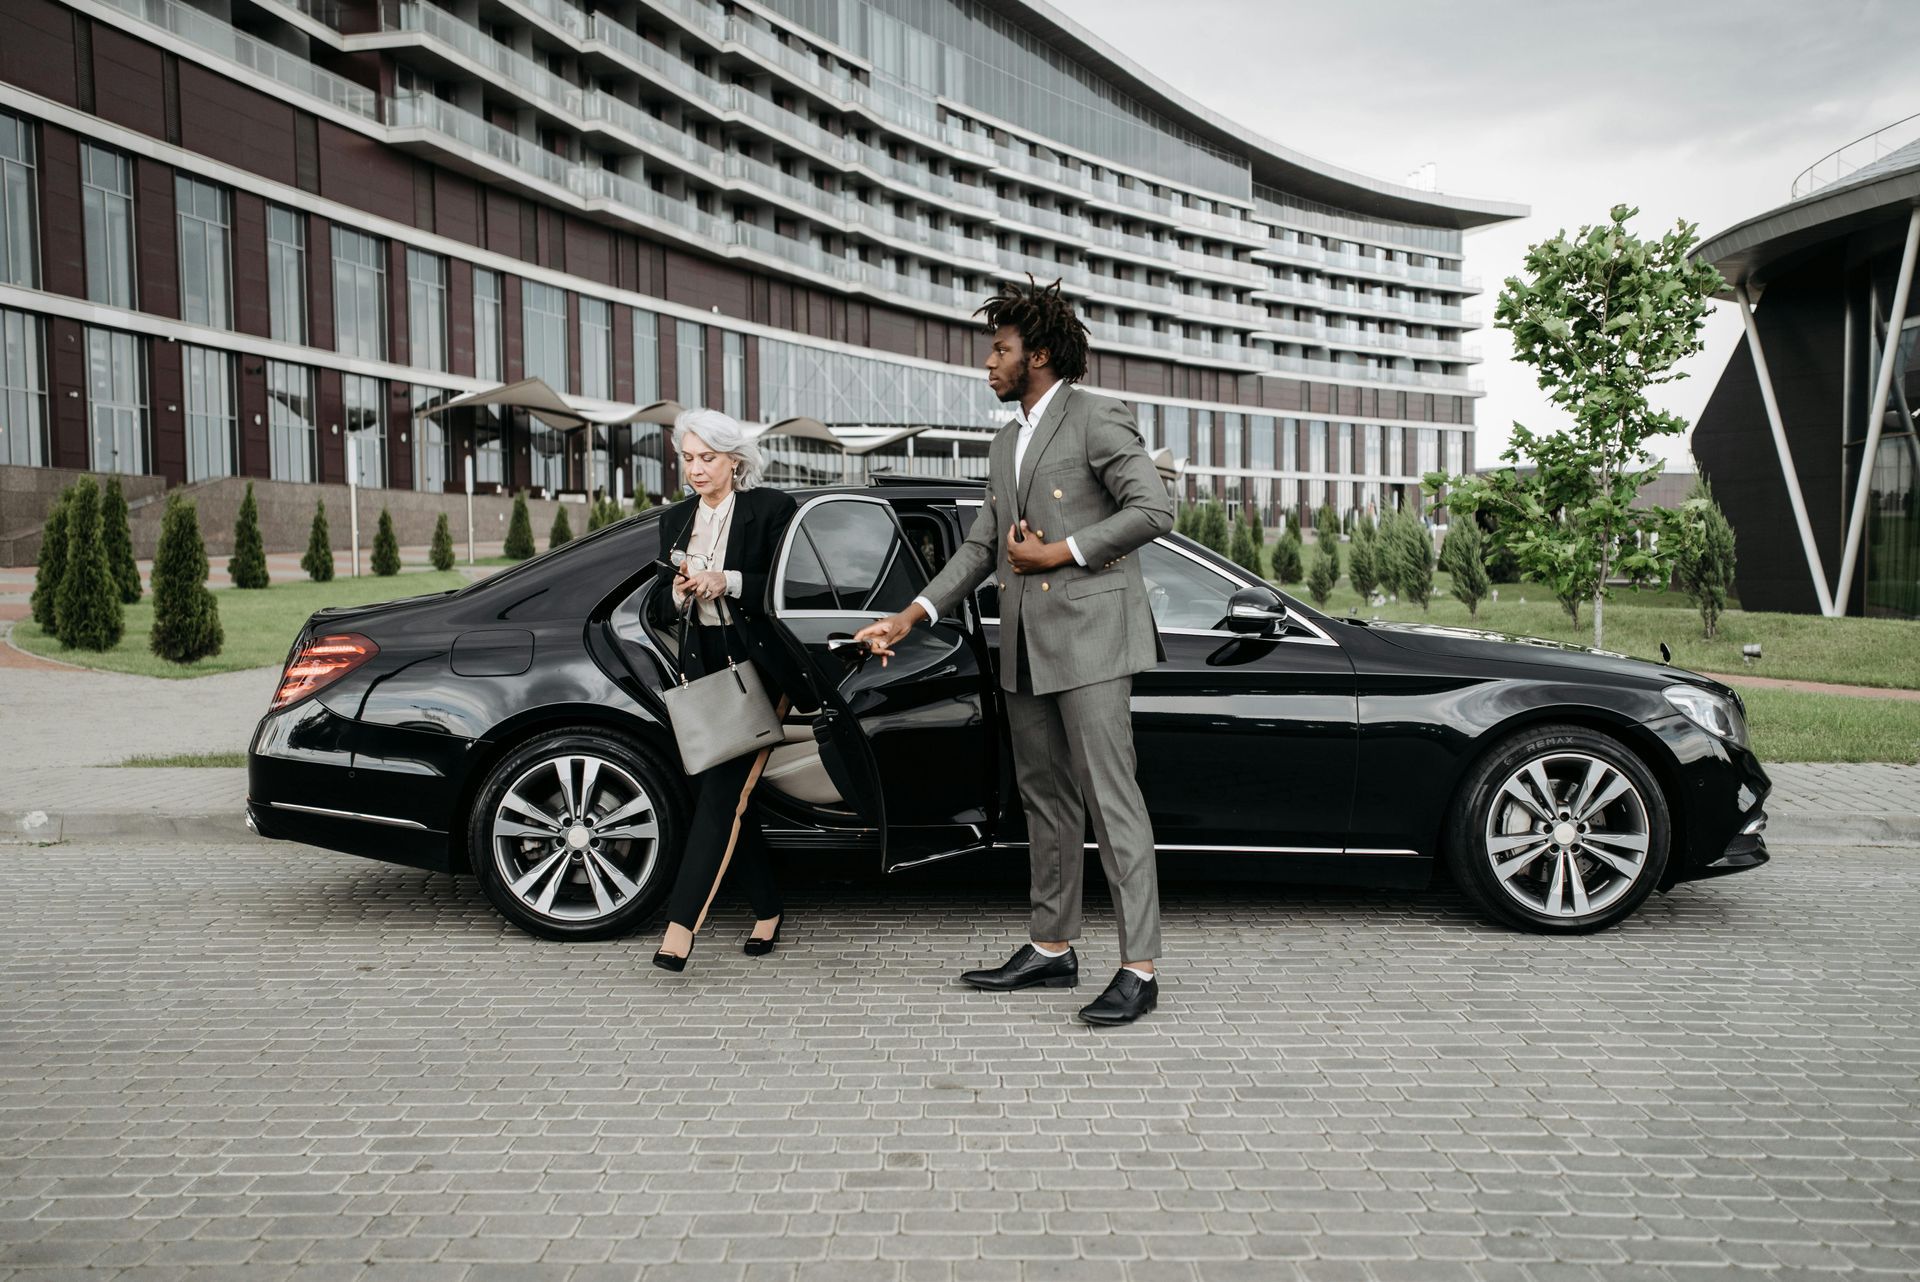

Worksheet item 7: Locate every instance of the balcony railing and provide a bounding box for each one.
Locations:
[1256,317,1478,361]
[1791,110,1920,199]
[381,2,584,116]
[1254,237,1477,291]
[386,91,573,187]
[97,0,377,118]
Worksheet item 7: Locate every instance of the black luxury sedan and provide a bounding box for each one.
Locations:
[247,477,1771,938]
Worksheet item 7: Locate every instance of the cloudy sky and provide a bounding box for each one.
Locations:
[1048,0,1920,470]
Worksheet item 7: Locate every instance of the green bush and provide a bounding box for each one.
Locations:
[371,508,400,576]
[30,487,72,632]
[302,500,334,582]
[101,476,141,603]
[1228,510,1260,577]
[1197,500,1229,555]
[587,496,625,532]
[631,487,653,514]
[229,481,270,589]
[430,511,455,571]
[54,477,124,651]
[1284,509,1301,542]
[1675,477,1737,640]
[1440,518,1491,617]
[1314,502,1342,544]
[1379,508,1435,609]
[503,492,536,559]
[1270,530,1304,585]
[1348,519,1379,600]
[549,504,573,550]
[1306,540,1340,606]
[149,494,223,663]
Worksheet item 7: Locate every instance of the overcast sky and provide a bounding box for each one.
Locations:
[1048,0,1920,471]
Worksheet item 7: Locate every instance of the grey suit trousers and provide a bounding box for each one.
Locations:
[1005,637,1162,962]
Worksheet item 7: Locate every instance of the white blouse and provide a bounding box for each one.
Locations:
[675,492,745,626]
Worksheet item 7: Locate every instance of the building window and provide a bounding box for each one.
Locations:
[266,205,306,345]
[1135,402,1157,452]
[723,330,745,417]
[344,373,385,488]
[266,360,315,483]
[1364,424,1382,476]
[1,112,38,289]
[406,249,447,373]
[86,327,146,474]
[632,308,659,404]
[580,298,611,400]
[412,384,448,491]
[1194,409,1213,467]
[522,280,568,391]
[472,406,504,486]
[474,269,503,382]
[1223,413,1243,469]
[1308,421,1328,474]
[1,307,47,466]
[1337,423,1353,475]
[1161,404,1188,462]
[677,321,705,407]
[530,423,566,493]
[82,145,136,309]
[1388,425,1405,475]
[331,227,386,360]
[1250,415,1274,470]
[175,176,231,330]
[181,345,236,482]
[1282,418,1298,472]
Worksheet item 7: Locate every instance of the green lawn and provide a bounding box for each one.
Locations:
[122,751,249,768]
[1738,688,1920,765]
[12,571,470,678]
[1290,566,1920,691]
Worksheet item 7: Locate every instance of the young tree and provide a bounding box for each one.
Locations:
[1672,476,1737,639]
[30,487,72,632]
[549,503,574,550]
[149,494,223,663]
[430,511,456,571]
[503,492,536,560]
[1270,529,1304,585]
[54,477,124,651]
[1426,204,1723,647]
[1440,517,1492,617]
[302,500,335,582]
[1240,507,1267,578]
[1314,502,1341,545]
[1284,509,1301,542]
[229,481,270,588]
[631,487,653,515]
[371,508,401,576]
[1305,539,1340,606]
[1378,508,1434,609]
[1348,518,1379,601]
[100,475,141,604]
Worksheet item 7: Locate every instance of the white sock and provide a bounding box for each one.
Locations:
[1122,964,1156,982]
[1029,941,1070,957]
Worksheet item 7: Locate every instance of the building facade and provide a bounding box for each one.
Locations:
[0,0,1521,558]
[1692,118,1920,620]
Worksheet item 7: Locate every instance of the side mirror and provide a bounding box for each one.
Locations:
[1225,586,1294,636]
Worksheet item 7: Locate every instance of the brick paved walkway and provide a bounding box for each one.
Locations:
[1,841,1917,1279]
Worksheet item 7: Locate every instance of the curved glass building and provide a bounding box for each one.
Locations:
[0,0,1522,549]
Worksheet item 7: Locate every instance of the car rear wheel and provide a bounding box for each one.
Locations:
[1446,724,1670,934]
[468,728,686,941]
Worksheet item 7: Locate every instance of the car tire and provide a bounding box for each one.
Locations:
[468,727,687,941]
[1444,723,1670,934]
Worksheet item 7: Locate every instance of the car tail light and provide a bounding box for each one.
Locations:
[272,633,379,711]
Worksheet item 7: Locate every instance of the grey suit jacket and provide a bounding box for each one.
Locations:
[920,384,1174,696]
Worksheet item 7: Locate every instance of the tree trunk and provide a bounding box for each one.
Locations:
[1593,589,1604,649]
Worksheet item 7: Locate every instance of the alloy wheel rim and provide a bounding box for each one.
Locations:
[492,754,660,922]
[1483,750,1651,919]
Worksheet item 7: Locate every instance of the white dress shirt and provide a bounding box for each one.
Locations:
[677,491,744,626]
[914,382,1084,625]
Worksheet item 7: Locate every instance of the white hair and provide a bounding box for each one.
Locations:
[671,407,763,491]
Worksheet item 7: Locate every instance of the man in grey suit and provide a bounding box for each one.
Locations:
[856,279,1174,1025]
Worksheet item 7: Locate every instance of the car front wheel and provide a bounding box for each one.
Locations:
[468,728,686,941]
[1446,724,1670,934]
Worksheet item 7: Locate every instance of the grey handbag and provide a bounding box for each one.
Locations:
[660,591,784,775]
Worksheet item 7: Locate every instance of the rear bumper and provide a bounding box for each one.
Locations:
[246,796,455,874]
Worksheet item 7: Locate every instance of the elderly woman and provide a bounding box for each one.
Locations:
[651,408,802,971]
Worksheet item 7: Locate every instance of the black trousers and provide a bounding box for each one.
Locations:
[663,622,785,930]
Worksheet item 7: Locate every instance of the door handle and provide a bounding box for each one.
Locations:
[826,635,872,668]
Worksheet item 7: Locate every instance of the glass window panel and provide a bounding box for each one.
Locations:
[1,112,38,289]
[580,297,611,400]
[85,327,145,474]
[266,205,306,345]
[0,307,47,466]
[82,145,135,308]
[474,269,503,382]
[332,227,386,360]
[175,176,230,330]
[344,373,385,488]
[723,330,745,417]
[781,499,926,614]
[632,308,659,405]
[182,345,235,482]
[412,384,449,491]
[522,280,568,391]
[677,321,705,407]
[406,249,447,373]
[266,360,315,483]
[1139,539,1237,631]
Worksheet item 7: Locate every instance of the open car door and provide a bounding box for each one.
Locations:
[767,494,1000,872]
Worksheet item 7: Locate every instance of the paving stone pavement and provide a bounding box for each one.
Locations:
[1,840,1917,1281]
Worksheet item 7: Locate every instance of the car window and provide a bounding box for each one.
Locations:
[779,498,928,614]
[1139,540,1238,631]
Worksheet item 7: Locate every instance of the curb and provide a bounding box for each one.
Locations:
[10,809,1920,849]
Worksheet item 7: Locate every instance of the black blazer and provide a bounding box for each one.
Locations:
[655,486,813,711]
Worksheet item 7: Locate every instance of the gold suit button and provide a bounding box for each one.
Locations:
[999,580,1007,589]
[1053,488,1063,498]
[1041,582,1050,591]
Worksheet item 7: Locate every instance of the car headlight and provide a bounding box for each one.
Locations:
[1664,684,1749,748]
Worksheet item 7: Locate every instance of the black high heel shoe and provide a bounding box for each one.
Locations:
[652,934,696,972]
[742,919,782,956]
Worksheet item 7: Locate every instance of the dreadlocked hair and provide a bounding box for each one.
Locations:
[975,275,1090,383]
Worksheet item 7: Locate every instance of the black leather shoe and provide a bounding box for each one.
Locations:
[1077,969,1157,1025]
[960,944,1078,991]
[742,919,781,956]
[652,935,695,972]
